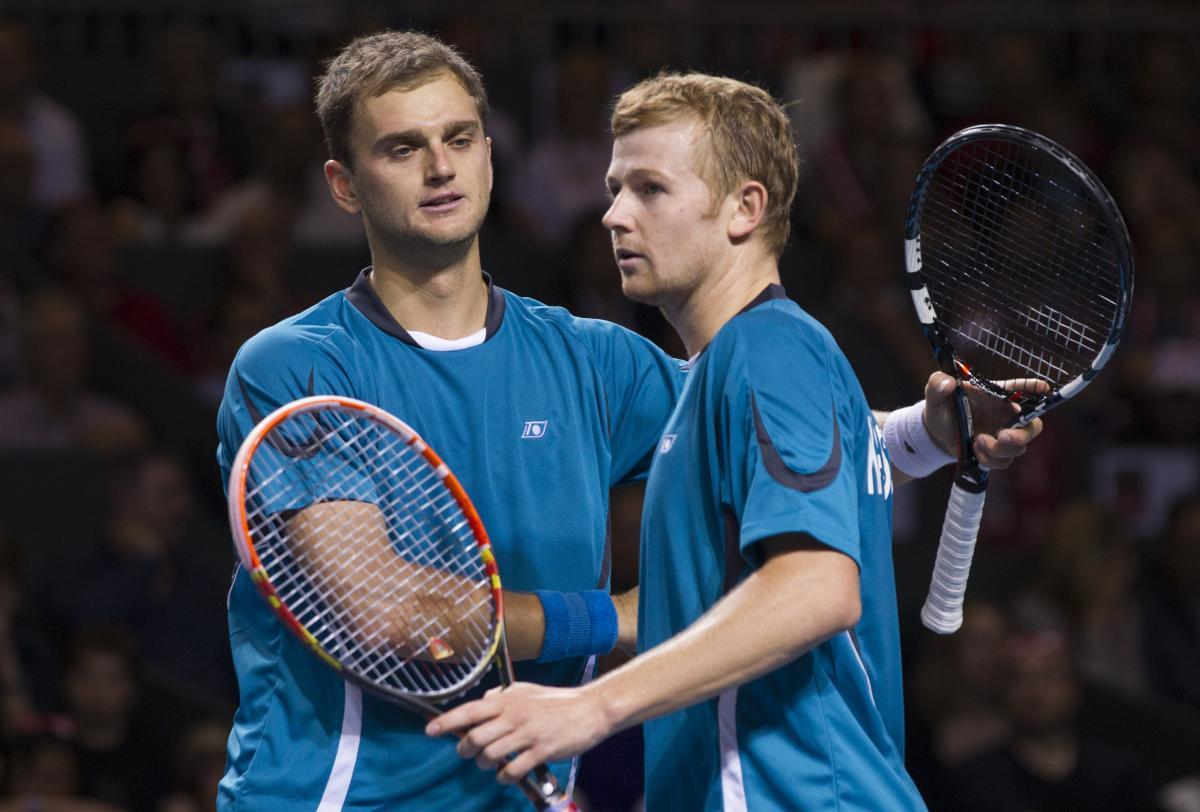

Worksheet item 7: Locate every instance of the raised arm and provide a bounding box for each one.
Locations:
[875,371,1044,487]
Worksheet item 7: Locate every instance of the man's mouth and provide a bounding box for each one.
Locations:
[615,248,644,261]
[420,193,465,211]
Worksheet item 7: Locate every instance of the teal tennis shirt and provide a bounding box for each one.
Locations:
[638,285,926,811]
[216,271,682,811]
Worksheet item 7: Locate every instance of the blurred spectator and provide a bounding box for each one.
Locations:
[787,51,929,244]
[157,719,226,812]
[1127,36,1200,169]
[58,451,234,700]
[110,138,204,244]
[123,24,252,216]
[1014,502,1150,700]
[60,627,173,812]
[192,289,280,408]
[0,121,43,292]
[0,531,58,735]
[1141,495,1200,712]
[562,210,639,328]
[911,601,1012,767]
[945,629,1162,811]
[0,287,148,453]
[814,224,931,407]
[46,200,190,369]
[506,47,615,251]
[0,20,90,211]
[0,731,122,812]
[193,103,364,246]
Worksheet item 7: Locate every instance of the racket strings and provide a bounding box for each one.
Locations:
[931,140,1118,333]
[931,140,1118,326]
[929,144,1122,327]
[243,406,497,698]
[919,139,1123,387]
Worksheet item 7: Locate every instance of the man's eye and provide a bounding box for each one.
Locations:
[451,137,472,148]
[390,146,413,158]
[643,183,664,195]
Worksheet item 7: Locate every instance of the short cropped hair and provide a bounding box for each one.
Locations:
[315,30,489,167]
[611,73,798,257]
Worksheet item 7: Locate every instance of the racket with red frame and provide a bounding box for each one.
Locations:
[904,125,1134,633]
[226,394,577,810]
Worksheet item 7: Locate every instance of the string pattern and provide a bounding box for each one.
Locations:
[242,404,496,699]
[919,138,1123,390]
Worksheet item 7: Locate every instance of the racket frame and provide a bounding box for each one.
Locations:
[904,124,1134,632]
[905,124,1133,426]
[227,395,574,809]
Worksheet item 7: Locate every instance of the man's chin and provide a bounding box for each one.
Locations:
[620,276,670,308]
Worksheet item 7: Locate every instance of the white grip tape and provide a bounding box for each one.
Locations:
[920,483,987,634]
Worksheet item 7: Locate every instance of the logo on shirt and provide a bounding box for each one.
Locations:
[865,417,893,499]
[659,434,677,454]
[521,420,548,439]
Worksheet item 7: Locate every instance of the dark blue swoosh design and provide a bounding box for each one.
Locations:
[751,393,842,493]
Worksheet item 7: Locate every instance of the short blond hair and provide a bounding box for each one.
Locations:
[611,73,798,257]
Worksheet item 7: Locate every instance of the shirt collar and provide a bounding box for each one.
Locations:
[344,268,506,347]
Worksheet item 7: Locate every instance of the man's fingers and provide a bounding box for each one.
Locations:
[925,371,956,399]
[456,715,514,760]
[426,698,499,737]
[499,749,547,786]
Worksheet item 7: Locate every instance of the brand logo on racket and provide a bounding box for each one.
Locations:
[521,420,548,439]
[659,434,677,454]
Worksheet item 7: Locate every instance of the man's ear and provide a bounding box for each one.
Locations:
[324,159,361,215]
[486,135,494,195]
[727,180,767,242]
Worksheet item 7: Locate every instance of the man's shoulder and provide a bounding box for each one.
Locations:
[500,289,671,360]
[235,294,357,368]
[709,300,839,379]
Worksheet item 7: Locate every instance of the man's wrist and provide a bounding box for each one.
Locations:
[534,590,619,662]
[883,400,956,478]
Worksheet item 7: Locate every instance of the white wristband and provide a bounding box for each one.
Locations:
[882,400,956,478]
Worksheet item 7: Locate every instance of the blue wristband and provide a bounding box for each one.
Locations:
[534,589,619,662]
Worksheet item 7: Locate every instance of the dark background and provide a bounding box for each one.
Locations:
[0,2,1197,810]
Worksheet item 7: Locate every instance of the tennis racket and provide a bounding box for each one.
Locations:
[226,395,577,810]
[904,124,1134,633]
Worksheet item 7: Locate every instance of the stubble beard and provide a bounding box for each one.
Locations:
[368,196,490,272]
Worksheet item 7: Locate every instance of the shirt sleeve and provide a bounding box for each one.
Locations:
[719,318,862,569]
[573,318,686,486]
[215,325,357,494]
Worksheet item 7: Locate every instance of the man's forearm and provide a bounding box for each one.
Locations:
[584,542,859,735]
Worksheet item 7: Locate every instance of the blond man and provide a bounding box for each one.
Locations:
[432,73,1041,810]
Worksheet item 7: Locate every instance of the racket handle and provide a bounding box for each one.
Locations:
[920,481,987,634]
[522,766,577,811]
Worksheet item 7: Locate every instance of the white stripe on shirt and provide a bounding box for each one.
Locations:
[717,686,748,812]
[317,682,363,811]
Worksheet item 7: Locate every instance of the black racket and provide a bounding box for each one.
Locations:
[904,124,1134,633]
[227,395,577,810]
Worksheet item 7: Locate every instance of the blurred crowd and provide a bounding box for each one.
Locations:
[0,4,1196,811]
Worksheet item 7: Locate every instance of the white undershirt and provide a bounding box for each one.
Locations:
[406,327,487,351]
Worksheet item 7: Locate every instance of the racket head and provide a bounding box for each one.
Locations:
[227,395,504,705]
[904,124,1134,425]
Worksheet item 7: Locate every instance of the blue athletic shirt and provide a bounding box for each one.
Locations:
[637,285,926,811]
[216,270,683,811]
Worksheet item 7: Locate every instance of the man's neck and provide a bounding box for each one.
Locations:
[664,251,781,358]
[368,239,489,340]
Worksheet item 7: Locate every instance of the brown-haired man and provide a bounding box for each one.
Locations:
[216,31,683,810]
[432,73,1042,811]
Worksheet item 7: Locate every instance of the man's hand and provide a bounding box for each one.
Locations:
[922,372,1046,469]
[426,683,613,783]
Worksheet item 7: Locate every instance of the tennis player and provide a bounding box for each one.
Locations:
[429,73,1042,810]
[214,32,681,810]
